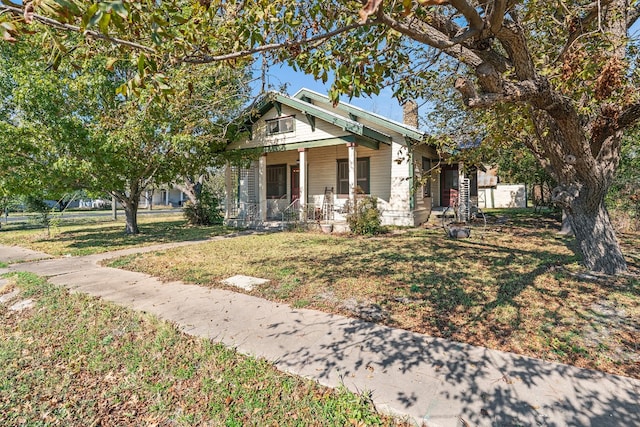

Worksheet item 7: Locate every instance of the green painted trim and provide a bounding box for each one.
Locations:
[273,93,391,144]
[294,89,425,141]
[305,113,316,131]
[363,127,392,144]
[236,91,393,148]
[354,136,380,151]
[229,136,356,152]
[409,150,415,210]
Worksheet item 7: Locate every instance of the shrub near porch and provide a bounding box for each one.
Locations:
[112,217,640,379]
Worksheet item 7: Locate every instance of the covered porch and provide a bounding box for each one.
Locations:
[224,136,392,227]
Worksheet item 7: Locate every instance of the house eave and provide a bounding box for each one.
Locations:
[293,88,426,142]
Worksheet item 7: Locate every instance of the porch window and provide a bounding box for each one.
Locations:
[337,158,370,195]
[266,116,295,135]
[267,164,287,199]
[422,157,432,198]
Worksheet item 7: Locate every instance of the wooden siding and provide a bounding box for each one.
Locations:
[262,143,392,207]
[229,105,352,150]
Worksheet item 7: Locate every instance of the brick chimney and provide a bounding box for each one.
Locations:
[402,100,419,128]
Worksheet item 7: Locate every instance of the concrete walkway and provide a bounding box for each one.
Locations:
[1,241,639,427]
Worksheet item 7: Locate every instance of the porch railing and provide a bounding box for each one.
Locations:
[281,201,327,224]
[228,202,259,224]
[281,199,300,223]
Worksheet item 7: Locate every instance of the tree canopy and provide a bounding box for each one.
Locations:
[0,35,251,233]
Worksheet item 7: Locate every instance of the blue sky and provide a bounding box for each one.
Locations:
[260,63,405,123]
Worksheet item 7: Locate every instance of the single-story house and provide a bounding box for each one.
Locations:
[140,186,187,208]
[223,89,475,227]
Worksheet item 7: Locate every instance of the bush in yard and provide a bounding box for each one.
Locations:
[346,196,383,235]
[183,187,223,226]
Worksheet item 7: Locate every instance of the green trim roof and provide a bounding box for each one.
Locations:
[292,89,426,141]
[245,92,393,145]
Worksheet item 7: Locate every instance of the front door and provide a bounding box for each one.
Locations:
[441,165,459,207]
[290,166,300,201]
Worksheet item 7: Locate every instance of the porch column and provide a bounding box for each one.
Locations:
[224,161,232,219]
[258,153,267,222]
[298,148,307,221]
[165,188,169,206]
[347,142,357,208]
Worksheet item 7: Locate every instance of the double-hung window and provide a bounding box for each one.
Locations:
[337,158,370,195]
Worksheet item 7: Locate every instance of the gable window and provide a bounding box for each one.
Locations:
[422,157,432,198]
[267,164,287,199]
[337,158,370,195]
[266,116,295,136]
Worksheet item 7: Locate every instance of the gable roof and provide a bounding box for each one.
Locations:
[293,88,425,142]
[244,91,393,145]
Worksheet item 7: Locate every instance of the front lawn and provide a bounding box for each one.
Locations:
[110,210,640,379]
[0,272,407,426]
[0,214,232,256]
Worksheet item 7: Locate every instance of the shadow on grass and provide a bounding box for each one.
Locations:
[58,221,230,254]
[251,232,581,337]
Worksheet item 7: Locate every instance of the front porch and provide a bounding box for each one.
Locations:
[224,138,414,228]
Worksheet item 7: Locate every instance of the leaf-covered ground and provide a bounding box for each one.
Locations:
[0,273,408,426]
[111,210,640,379]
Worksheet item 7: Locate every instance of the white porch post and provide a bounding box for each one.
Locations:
[347,142,357,208]
[224,161,232,219]
[165,188,169,206]
[258,153,267,222]
[298,148,307,221]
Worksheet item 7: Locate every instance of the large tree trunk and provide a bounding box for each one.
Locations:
[567,195,627,275]
[122,198,140,234]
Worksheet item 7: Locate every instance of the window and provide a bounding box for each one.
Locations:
[267,164,287,199]
[337,158,370,195]
[266,116,295,135]
[422,157,432,198]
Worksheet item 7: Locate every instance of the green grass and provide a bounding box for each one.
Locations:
[0,272,407,426]
[0,213,232,256]
[110,211,640,379]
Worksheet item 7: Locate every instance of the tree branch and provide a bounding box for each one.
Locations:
[493,18,536,80]
[0,4,156,54]
[378,12,484,67]
[617,101,640,130]
[455,78,540,108]
[488,0,508,34]
[181,21,369,64]
[448,0,485,41]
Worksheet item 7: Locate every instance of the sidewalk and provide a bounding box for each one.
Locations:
[1,242,639,427]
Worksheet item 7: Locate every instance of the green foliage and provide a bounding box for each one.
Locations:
[346,196,383,235]
[183,186,223,226]
[607,131,640,229]
[0,36,250,234]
